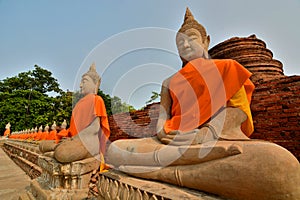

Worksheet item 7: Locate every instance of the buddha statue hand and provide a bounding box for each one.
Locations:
[158,126,217,146]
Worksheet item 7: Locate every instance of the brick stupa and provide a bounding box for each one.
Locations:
[208,34,285,83]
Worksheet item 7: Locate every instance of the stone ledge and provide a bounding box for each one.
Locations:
[2,141,41,179]
[98,169,226,200]
[28,179,89,200]
[38,155,99,190]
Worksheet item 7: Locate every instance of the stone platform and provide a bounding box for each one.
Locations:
[2,139,227,200]
[97,169,225,200]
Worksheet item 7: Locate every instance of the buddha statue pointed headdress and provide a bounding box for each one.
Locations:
[177,7,210,49]
[61,119,67,129]
[82,62,101,90]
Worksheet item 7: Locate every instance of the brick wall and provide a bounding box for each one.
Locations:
[108,103,160,142]
[251,76,300,159]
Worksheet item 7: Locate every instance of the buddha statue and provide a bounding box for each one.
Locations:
[35,125,43,140]
[3,122,11,137]
[39,63,110,163]
[55,119,69,144]
[106,8,300,200]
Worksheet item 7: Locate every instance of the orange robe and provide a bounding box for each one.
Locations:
[69,93,110,154]
[40,132,48,140]
[164,58,255,137]
[55,128,69,144]
[35,131,43,140]
[47,130,57,140]
[3,129,10,136]
[31,132,37,140]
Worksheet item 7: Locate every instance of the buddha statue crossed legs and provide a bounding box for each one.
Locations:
[107,8,300,200]
[39,64,110,163]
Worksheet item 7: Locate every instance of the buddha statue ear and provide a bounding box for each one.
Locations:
[204,35,210,51]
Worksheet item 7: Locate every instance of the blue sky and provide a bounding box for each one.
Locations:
[1,0,300,109]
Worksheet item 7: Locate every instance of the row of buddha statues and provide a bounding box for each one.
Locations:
[2,7,299,200]
[3,120,69,143]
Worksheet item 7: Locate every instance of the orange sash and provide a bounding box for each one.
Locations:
[69,94,110,145]
[164,58,255,136]
[3,129,10,136]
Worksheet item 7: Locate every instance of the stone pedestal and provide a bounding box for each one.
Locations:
[3,140,41,179]
[29,155,99,200]
[97,169,225,200]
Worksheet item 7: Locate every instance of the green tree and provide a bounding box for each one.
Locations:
[146,91,160,105]
[0,65,136,134]
[0,65,62,94]
[0,65,64,134]
[111,96,135,114]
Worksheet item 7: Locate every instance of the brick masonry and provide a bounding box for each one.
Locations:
[250,76,300,159]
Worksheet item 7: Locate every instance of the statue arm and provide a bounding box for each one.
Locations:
[72,117,101,156]
[157,78,172,141]
[156,78,212,145]
[73,117,100,138]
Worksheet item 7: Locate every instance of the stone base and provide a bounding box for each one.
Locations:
[97,169,226,200]
[27,179,89,200]
[38,155,99,190]
[3,139,41,179]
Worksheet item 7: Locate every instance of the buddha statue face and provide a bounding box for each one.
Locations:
[51,122,56,130]
[80,75,98,95]
[45,125,49,132]
[5,122,11,129]
[176,7,210,64]
[176,28,209,62]
[61,120,67,129]
[80,63,100,95]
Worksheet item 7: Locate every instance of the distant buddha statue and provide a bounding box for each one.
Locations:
[107,8,300,200]
[46,121,57,140]
[40,124,49,140]
[35,125,43,140]
[3,122,11,137]
[55,119,69,144]
[39,63,110,164]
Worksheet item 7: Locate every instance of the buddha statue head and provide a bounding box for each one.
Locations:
[176,7,210,64]
[39,125,43,132]
[80,63,101,95]
[44,124,49,132]
[61,119,67,129]
[51,121,56,131]
[5,122,11,130]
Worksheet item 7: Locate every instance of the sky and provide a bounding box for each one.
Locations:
[1,0,300,109]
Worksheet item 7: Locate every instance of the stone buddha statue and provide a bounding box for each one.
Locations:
[39,63,110,164]
[55,119,69,143]
[3,122,11,137]
[106,8,300,200]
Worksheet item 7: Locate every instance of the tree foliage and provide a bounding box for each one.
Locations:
[0,65,135,135]
[0,66,68,134]
[146,91,160,105]
[98,90,135,115]
[0,65,62,94]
